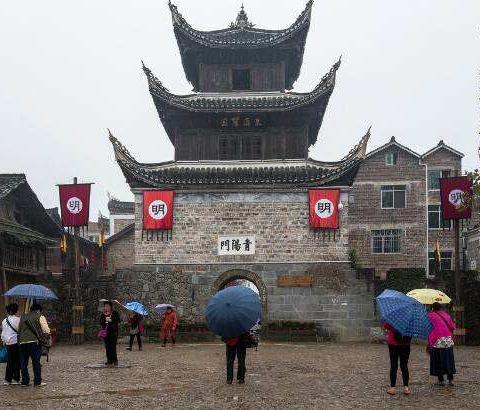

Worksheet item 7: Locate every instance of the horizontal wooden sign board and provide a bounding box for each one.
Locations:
[277,275,314,288]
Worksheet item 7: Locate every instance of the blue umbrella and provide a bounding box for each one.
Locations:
[376,289,432,340]
[206,286,261,338]
[125,301,149,316]
[4,284,58,300]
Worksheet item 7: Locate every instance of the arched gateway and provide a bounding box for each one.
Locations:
[213,269,268,324]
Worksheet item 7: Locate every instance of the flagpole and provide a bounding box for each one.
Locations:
[72,177,84,344]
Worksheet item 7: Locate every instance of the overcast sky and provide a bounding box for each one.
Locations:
[1,0,479,219]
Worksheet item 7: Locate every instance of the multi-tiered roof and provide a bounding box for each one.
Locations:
[110,1,369,189]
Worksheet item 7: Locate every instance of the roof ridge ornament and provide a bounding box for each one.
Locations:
[230,4,254,29]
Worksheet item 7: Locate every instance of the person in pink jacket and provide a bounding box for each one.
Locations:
[427,303,456,386]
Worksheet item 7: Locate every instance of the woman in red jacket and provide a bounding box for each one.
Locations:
[384,322,411,396]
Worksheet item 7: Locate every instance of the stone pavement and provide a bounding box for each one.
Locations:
[0,343,479,409]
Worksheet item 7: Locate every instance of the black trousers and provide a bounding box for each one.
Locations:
[388,345,410,387]
[19,342,42,386]
[129,333,142,349]
[5,344,20,383]
[104,333,118,365]
[226,344,246,382]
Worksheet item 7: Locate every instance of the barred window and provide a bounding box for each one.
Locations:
[428,205,451,229]
[372,229,402,254]
[381,186,406,209]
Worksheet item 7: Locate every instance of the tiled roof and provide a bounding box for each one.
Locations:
[108,198,135,214]
[0,174,26,199]
[109,128,370,188]
[143,58,339,113]
[168,1,313,90]
[169,1,313,49]
[0,217,57,246]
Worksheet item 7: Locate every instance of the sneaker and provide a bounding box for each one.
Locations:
[387,387,396,395]
[404,387,411,395]
[448,381,455,387]
[21,384,30,387]
[11,381,20,385]
[126,347,132,351]
[238,380,245,385]
[226,380,233,385]
[437,381,445,387]
[3,381,11,386]
[34,383,46,387]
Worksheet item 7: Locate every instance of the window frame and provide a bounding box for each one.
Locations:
[385,152,397,166]
[428,204,451,230]
[428,169,451,191]
[381,185,407,209]
[371,229,402,254]
[428,250,453,273]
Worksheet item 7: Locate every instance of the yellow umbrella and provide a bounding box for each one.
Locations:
[407,289,451,305]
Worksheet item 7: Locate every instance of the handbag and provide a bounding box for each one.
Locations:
[97,328,108,339]
[243,332,259,349]
[0,346,7,363]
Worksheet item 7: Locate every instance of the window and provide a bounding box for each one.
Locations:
[219,135,261,160]
[428,169,450,190]
[381,186,406,209]
[372,229,402,254]
[428,205,451,229]
[428,250,453,273]
[242,135,262,160]
[232,69,251,90]
[219,136,240,160]
[385,152,397,166]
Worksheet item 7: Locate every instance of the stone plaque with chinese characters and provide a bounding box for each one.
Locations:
[218,236,255,255]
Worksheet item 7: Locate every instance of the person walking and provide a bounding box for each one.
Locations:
[224,332,249,385]
[126,312,142,351]
[384,322,411,395]
[18,303,50,387]
[1,303,21,385]
[100,301,120,367]
[160,307,177,347]
[428,302,456,386]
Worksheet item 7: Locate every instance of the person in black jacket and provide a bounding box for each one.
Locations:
[224,333,249,385]
[100,301,120,367]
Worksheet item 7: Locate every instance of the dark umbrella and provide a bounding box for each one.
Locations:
[376,289,432,340]
[206,286,261,338]
[4,284,58,300]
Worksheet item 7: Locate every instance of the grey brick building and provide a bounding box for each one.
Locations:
[105,2,464,340]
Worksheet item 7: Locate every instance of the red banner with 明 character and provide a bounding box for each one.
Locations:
[58,184,91,227]
[440,176,472,220]
[309,189,340,229]
[143,191,174,230]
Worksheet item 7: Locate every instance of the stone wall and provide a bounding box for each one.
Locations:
[106,225,134,274]
[109,262,375,342]
[349,145,427,278]
[133,191,350,265]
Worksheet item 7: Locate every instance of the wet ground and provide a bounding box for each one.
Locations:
[1,342,479,409]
